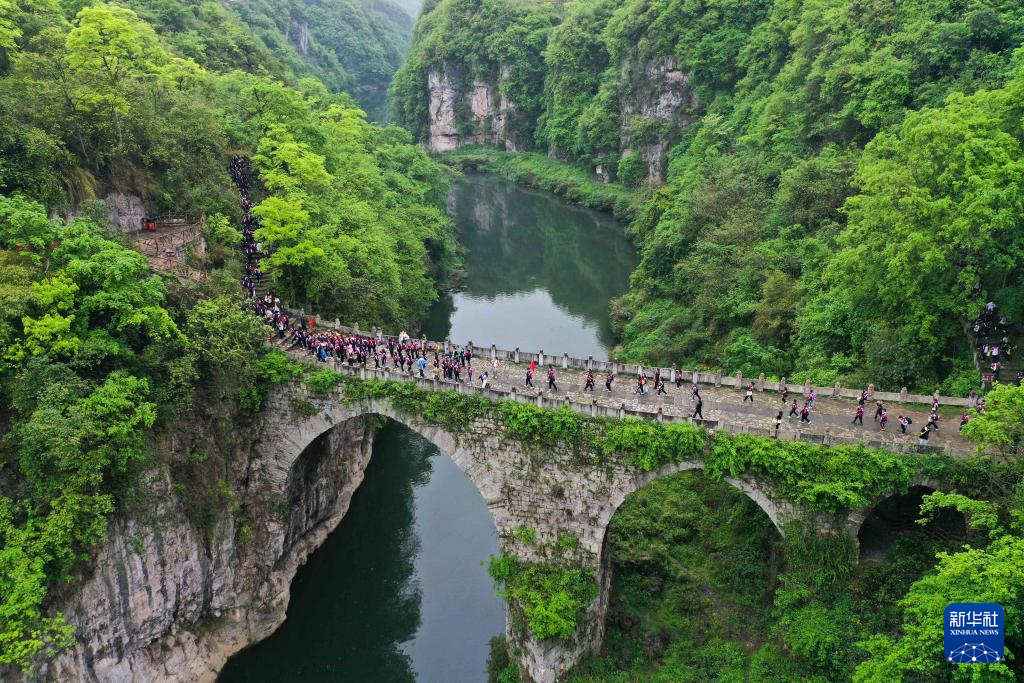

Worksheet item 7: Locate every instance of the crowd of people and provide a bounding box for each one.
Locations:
[230,156,508,387]
[971,301,1021,385]
[227,156,998,447]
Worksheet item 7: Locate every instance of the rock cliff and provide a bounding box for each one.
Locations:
[103,193,147,233]
[286,19,311,56]
[420,54,695,186]
[426,63,519,152]
[28,395,376,683]
[618,55,698,185]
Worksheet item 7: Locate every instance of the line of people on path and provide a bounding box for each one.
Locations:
[973,301,1018,384]
[229,156,989,442]
[231,156,510,390]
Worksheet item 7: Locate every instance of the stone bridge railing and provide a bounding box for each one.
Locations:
[283,308,978,409]
[283,342,969,458]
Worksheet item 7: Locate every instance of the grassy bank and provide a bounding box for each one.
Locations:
[440,146,644,221]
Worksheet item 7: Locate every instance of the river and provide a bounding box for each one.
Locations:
[218,173,637,682]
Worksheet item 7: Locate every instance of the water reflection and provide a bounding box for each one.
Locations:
[424,173,637,358]
[218,423,503,682]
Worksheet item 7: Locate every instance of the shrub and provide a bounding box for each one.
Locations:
[489,555,597,641]
[616,152,647,187]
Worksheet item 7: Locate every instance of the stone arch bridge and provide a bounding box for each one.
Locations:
[252,362,959,683]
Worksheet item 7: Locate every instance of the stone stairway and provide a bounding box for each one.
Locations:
[254,273,273,297]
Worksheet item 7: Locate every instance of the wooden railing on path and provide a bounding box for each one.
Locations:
[134,224,204,257]
[146,255,207,282]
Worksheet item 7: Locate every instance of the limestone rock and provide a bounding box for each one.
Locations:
[618,55,698,185]
[426,62,518,152]
[26,413,375,683]
[104,193,147,233]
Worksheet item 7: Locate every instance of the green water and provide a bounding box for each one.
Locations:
[425,173,638,359]
[219,175,637,682]
[218,425,504,682]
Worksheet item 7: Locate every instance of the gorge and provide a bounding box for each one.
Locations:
[21,176,1003,683]
[23,174,642,682]
[1,0,1024,681]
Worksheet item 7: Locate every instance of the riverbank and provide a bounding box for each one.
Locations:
[439,146,644,222]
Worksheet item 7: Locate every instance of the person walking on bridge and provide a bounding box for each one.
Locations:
[879,409,889,431]
[873,400,885,422]
[692,396,704,420]
[744,382,754,403]
[852,405,864,425]
[898,415,910,435]
[525,368,534,388]
[605,371,614,392]
[656,377,668,396]
[800,403,812,424]
[416,355,427,378]
[547,366,558,392]
[772,411,783,438]
[788,399,799,418]
[584,370,595,392]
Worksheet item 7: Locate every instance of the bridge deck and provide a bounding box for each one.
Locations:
[274,337,974,457]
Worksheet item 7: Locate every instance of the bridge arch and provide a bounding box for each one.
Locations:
[257,384,932,683]
[262,393,511,538]
[847,478,965,561]
[596,461,794,538]
[843,474,947,540]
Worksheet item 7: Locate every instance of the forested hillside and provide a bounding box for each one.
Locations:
[392,0,1024,392]
[392,2,1024,681]
[0,0,449,669]
[227,0,414,120]
[0,0,453,322]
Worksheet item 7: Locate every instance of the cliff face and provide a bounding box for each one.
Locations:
[419,53,695,185]
[618,55,698,185]
[426,63,519,152]
[286,18,311,56]
[30,394,377,683]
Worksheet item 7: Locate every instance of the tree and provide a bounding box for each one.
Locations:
[961,383,1024,456]
[855,535,1024,682]
[65,4,163,150]
[813,75,1024,384]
